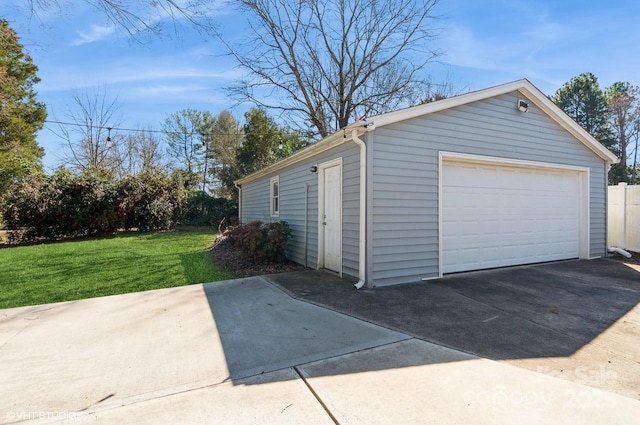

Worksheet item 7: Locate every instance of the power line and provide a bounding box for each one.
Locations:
[43,119,244,138]
[45,120,165,134]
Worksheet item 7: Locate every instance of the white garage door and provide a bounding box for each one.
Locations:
[442,159,582,274]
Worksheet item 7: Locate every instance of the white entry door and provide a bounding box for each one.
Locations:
[321,163,342,272]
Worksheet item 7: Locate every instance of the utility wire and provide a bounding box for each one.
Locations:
[44,119,245,137]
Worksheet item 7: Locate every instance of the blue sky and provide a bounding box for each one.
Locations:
[4,0,640,170]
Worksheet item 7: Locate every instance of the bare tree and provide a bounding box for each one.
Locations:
[54,89,122,173]
[115,130,167,178]
[136,130,166,173]
[606,82,639,180]
[418,71,465,104]
[631,122,639,183]
[162,109,216,191]
[21,0,216,39]
[225,0,442,137]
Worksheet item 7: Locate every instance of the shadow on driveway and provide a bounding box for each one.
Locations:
[268,260,640,359]
[201,277,442,382]
[266,259,640,398]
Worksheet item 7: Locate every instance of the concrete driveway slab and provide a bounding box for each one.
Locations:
[202,276,409,380]
[59,368,334,425]
[299,339,640,425]
[1,284,230,421]
[0,276,406,424]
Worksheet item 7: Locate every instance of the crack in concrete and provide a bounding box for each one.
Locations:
[294,366,339,425]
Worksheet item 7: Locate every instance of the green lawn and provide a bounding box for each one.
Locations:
[0,230,234,309]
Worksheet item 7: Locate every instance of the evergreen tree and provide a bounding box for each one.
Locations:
[552,73,620,183]
[0,19,46,194]
[205,111,244,198]
[220,109,307,202]
[236,108,305,177]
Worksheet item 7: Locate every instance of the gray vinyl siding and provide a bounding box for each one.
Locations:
[239,143,361,278]
[239,179,271,223]
[368,91,608,287]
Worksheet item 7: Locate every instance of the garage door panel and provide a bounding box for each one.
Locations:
[442,160,581,274]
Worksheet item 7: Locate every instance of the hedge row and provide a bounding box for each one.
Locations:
[0,170,237,243]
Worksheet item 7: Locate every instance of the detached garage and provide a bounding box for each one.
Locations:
[235,79,618,288]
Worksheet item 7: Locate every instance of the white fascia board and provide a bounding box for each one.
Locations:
[370,79,531,127]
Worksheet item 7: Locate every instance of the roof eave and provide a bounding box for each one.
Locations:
[237,79,619,187]
[234,126,363,186]
[371,79,532,127]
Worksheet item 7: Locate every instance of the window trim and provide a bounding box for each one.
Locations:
[270,176,280,217]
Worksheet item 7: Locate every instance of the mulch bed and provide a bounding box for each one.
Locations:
[210,234,309,277]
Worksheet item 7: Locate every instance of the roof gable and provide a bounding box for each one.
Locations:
[363,79,618,164]
[236,79,618,185]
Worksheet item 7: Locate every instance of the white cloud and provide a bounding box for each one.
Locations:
[106,65,243,85]
[72,25,116,46]
[130,84,210,98]
[37,66,242,93]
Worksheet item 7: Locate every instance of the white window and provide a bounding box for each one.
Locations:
[270,176,280,217]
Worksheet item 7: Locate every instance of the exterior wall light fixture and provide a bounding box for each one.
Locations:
[517,100,529,112]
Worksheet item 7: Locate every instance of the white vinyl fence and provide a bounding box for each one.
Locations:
[608,183,640,252]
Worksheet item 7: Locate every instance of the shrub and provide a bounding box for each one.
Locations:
[264,221,292,262]
[0,174,45,241]
[227,220,264,258]
[0,170,122,242]
[61,171,121,236]
[180,191,238,228]
[119,172,176,231]
[226,220,291,262]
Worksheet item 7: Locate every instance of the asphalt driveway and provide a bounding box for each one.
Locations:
[267,258,640,399]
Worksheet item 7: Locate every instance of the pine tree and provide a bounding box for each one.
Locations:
[0,19,47,194]
[552,73,623,183]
